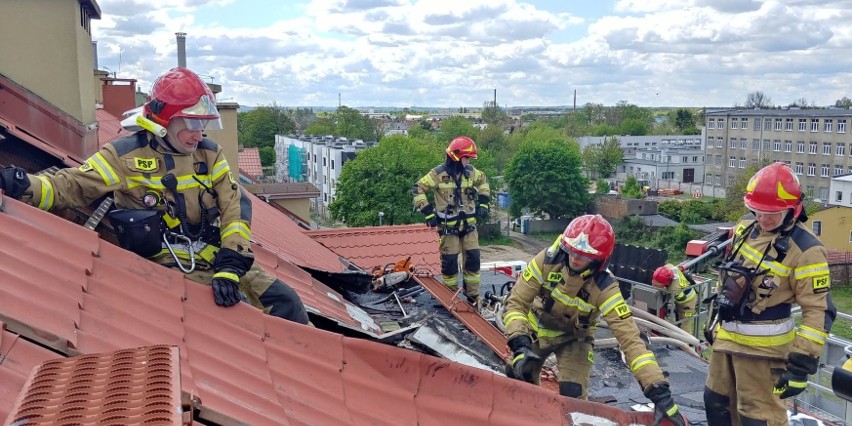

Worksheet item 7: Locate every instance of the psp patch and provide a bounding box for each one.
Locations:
[133,157,158,172]
[614,303,632,319]
[522,266,535,282]
[587,351,595,364]
[547,271,563,282]
[79,161,93,172]
[813,275,830,293]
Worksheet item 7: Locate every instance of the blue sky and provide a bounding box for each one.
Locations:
[92,0,852,108]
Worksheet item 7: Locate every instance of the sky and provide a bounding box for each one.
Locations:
[92,0,852,109]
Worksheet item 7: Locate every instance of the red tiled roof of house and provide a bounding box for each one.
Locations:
[96,107,132,148]
[0,195,659,426]
[238,147,263,178]
[305,224,441,274]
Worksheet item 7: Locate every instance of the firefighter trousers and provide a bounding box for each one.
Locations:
[439,228,480,301]
[185,263,309,324]
[705,351,788,426]
[525,335,595,399]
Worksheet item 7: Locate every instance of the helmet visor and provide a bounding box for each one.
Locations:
[184,117,223,131]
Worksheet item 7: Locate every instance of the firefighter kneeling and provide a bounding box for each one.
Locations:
[502,215,686,426]
[651,264,697,334]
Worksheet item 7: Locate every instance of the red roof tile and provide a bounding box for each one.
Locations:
[305,224,440,274]
[96,108,132,148]
[0,195,659,426]
[238,147,263,178]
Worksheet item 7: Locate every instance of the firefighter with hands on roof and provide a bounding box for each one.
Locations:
[651,264,698,334]
[0,67,309,325]
[704,162,835,426]
[413,136,490,307]
[502,214,686,426]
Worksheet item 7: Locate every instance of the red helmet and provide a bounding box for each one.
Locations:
[559,214,615,271]
[446,136,478,161]
[144,67,222,130]
[743,162,803,219]
[652,266,674,287]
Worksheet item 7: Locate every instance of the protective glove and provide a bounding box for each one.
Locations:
[644,382,686,426]
[774,352,818,399]
[476,194,490,219]
[421,204,438,228]
[0,166,30,199]
[506,335,541,384]
[211,247,254,307]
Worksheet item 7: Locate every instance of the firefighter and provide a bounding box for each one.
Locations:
[413,136,490,306]
[503,214,685,426]
[651,264,698,334]
[704,162,836,426]
[0,67,309,325]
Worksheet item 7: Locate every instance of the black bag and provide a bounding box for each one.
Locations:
[109,209,164,258]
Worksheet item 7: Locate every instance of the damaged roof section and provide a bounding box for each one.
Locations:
[0,195,662,425]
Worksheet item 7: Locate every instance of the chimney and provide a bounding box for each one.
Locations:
[176,32,187,68]
[92,41,98,70]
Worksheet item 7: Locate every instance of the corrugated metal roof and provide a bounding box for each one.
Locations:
[305,224,441,274]
[238,147,263,178]
[0,195,661,425]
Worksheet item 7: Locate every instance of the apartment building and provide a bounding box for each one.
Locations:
[577,133,706,183]
[705,108,852,201]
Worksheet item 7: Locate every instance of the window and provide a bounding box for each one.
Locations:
[740,138,747,149]
[839,119,847,133]
[836,164,844,176]
[813,221,822,236]
[775,119,783,131]
[764,118,772,131]
[741,118,749,129]
[682,156,688,163]
[763,139,771,151]
[821,164,829,177]
[730,138,737,149]
[707,137,714,149]
[809,142,818,154]
[715,175,722,186]
[820,187,829,201]
[331,159,335,170]
[785,118,793,131]
[807,163,816,176]
[811,119,820,132]
[753,119,761,131]
[718,119,725,128]
[752,139,760,150]
[323,157,327,166]
[693,156,699,162]
[731,118,739,129]
[708,119,715,129]
[799,119,807,131]
[797,141,805,153]
[837,191,843,202]
[838,144,846,156]
[715,155,722,166]
[824,143,832,155]
[773,140,781,151]
[729,156,736,168]
[739,157,746,168]
[784,141,792,152]
[795,162,804,174]
[716,138,723,148]
[825,119,833,132]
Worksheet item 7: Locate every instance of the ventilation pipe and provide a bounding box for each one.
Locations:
[176,32,187,68]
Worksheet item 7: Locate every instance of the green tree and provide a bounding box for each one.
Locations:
[407,125,431,140]
[437,116,478,143]
[836,97,852,108]
[238,105,296,148]
[481,101,510,126]
[618,118,650,136]
[505,139,590,219]
[744,91,773,109]
[720,162,768,222]
[259,146,275,167]
[304,114,335,136]
[596,179,611,194]
[672,108,699,134]
[330,135,442,226]
[621,176,644,199]
[582,136,623,179]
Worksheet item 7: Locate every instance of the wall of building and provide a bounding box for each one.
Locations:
[594,196,658,219]
[273,199,311,224]
[205,101,239,170]
[809,206,852,251]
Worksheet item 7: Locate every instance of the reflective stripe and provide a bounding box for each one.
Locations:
[666,405,679,417]
[90,152,120,186]
[211,160,230,182]
[675,289,697,305]
[794,262,829,279]
[503,311,526,328]
[462,271,480,284]
[213,271,239,281]
[550,287,594,313]
[436,211,476,220]
[797,325,828,346]
[526,311,565,338]
[599,292,625,316]
[413,194,428,204]
[717,319,796,347]
[739,243,791,277]
[419,174,436,187]
[221,221,251,241]
[126,174,213,191]
[35,175,54,211]
[526,260,545,284]
[630,352,658,373]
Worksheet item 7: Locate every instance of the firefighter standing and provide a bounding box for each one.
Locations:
[651,264,698,334]
[503,214,685,426]
[704,162,836,426]
[413,136,490,306]
[0,67,309,325]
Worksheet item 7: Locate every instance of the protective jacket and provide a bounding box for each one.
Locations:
[413,163,489,228]
[713,217,835,360]
[19,132,251,261]
[503,243,667,390]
